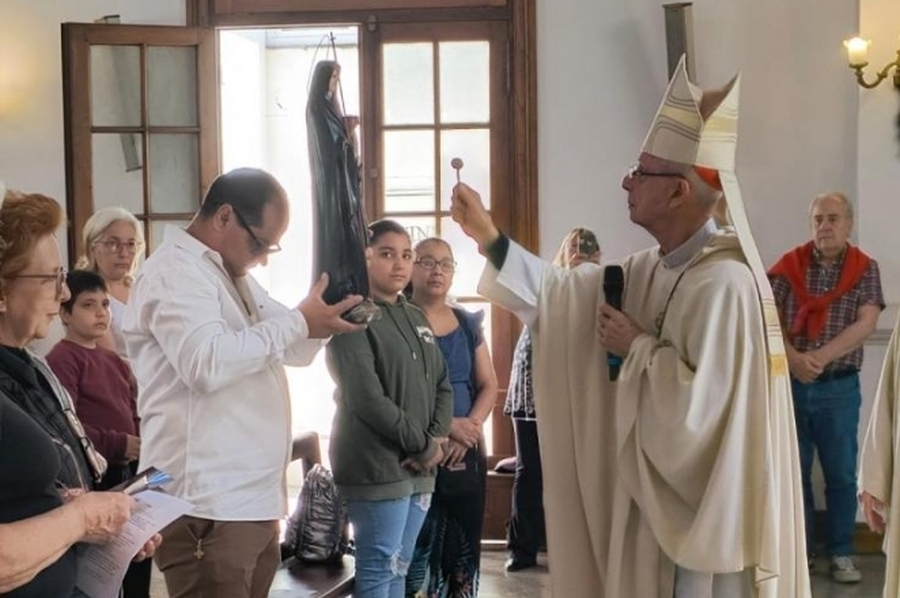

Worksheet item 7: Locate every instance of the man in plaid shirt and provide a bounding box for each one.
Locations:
[769,191,884,584]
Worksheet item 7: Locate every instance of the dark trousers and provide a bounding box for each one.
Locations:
[507,418,545,560]
[791,374,861,557]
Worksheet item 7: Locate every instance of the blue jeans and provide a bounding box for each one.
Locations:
[791,374,861,557]
[347,494,432,598]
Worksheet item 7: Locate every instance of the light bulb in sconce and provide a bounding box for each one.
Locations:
[844,37,871,67]
[842,35,900,89]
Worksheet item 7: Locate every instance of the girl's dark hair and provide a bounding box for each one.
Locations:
[368,219,409,245]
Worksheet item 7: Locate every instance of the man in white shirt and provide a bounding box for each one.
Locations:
[123,167,363,598]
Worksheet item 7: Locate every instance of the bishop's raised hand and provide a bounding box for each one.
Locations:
[450,183,500,251]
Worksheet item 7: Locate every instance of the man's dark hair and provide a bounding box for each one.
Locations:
[197,168,285,226]
[61,270,107,314]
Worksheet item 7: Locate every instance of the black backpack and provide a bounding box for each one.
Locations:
[283,464,349,562]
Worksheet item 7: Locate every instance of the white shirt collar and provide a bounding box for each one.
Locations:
[163,224,228,272]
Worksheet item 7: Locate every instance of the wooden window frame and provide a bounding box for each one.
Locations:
[187,0,537,459]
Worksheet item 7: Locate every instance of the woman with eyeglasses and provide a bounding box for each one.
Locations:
[405,237,498,598]
[75,207,144,359]
[0,188,158,597]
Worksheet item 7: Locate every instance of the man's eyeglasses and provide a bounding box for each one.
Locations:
[93,239,144,254]
[7,267,68,298]
[415,257,456,273]
[625,164,686,181]
[231,208,282,256]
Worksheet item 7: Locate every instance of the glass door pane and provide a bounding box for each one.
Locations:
[383,43,434,126]
[91,133,144,213]
[383,130,435,213]
[439,128,491,210]
[147,46,199,127]
[148,134,199,212]
[90,45,141,127]
[439,41,490,124]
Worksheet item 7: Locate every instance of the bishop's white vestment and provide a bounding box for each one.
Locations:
[480,226,810,598]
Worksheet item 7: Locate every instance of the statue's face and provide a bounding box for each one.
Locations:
[329,67,341,96]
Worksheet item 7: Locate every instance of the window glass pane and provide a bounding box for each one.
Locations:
[149,219,191,253]
[92,133,144,214]
[383,130,435,213]
[90,45,141,127]
[441,216,486,298]
[386,216,438,244]
[148,134,199,213]
[439,41,490,124]
[383,43,434,125]
[440,129,491,211]
[147,46,198,127]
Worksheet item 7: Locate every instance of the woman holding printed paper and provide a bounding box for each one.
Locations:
[0,185,159,597]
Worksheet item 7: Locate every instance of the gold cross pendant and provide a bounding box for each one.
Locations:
[194,540,205,560]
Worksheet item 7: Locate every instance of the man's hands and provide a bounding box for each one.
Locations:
[134,533,162,562]
[449,184,500,252]
[786,345,825,384]
[299,273,367,338]
[596,303,643,358]
[860,491,887,534]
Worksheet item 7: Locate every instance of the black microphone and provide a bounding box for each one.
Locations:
[603,265,625,382]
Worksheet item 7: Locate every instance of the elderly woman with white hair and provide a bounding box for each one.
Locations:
[75,208,144,357]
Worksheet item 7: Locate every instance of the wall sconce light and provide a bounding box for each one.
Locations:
[843,37,900,89]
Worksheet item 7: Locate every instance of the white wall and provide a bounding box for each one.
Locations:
[0,0,184,260]
[536,0,860,268]
[857,0,900,304]
[536,0,900,519]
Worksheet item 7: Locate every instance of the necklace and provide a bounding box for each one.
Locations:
[383,302,431,380]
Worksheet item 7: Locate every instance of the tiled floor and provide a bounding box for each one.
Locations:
[809,555,887,598]
[150,551,888,597]
[479,552,890,597]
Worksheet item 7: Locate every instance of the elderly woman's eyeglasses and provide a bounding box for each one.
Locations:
[7,267,68,297]
[231,208,282,256]
[415,257,456,273]
[93,239,144,254]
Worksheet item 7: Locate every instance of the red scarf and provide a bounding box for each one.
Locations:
[768,241,870,341]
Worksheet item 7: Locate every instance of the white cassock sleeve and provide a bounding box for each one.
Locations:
[477,239,546,327]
